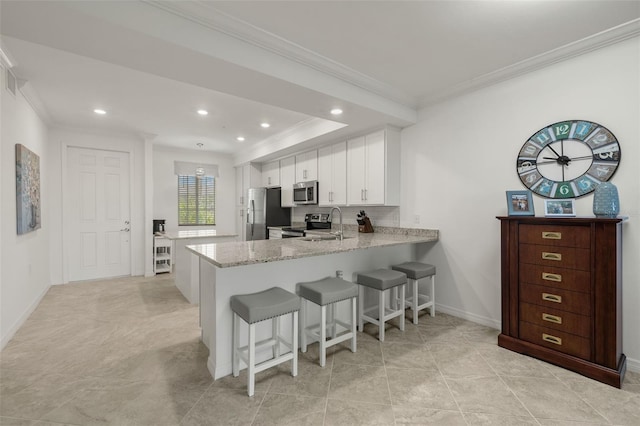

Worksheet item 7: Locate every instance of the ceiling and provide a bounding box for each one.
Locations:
[1,1,639,163]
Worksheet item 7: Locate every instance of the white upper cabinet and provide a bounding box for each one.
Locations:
[261,160,280,188]
[346,128,400,206]
[295,150,318,182]
[318,141,347,206]
[279,156,296,207]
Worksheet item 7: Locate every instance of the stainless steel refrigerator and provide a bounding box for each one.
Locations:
[246,187,291,240]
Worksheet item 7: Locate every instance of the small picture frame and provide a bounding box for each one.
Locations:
[544,199,576,217]
[506,190,535,216]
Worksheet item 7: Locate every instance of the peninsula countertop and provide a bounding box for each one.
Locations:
[186,227,438,268]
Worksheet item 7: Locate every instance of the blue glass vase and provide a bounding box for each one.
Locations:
[593,182,620,218]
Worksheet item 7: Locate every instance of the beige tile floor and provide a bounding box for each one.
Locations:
[1,274,639,425]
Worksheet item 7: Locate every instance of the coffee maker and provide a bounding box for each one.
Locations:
[153,219,166,234]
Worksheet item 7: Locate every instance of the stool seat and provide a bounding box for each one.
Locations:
[297,277,358,306]
[231,287,300,324]
[356,269,407,291]
[392,262,436,280]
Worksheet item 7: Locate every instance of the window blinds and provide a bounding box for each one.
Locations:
[177,175,216,225]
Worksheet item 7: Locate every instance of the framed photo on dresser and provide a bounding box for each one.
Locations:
[506,190,535,216]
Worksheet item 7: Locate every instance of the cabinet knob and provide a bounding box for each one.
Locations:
[542,313,562,324]
[542,272,562,282]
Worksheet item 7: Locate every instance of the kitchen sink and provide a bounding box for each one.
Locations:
[301,235,352,242]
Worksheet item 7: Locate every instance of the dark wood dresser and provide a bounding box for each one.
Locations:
[497,216,625,387]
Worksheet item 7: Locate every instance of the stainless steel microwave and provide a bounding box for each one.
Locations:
[293,180,318,205]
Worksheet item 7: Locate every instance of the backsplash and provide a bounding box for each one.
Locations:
[292,205,400,228]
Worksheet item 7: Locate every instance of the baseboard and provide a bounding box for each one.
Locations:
[626,356,640,373]
[0,283,50,350]
[435,302,501,330]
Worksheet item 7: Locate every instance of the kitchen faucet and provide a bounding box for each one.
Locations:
[329,206,343,241]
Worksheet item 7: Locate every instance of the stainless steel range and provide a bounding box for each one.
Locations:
[281,213,331,238]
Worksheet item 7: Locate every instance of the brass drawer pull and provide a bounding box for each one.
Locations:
[542,272,562,282]
[542,292,562,303]
[542,313,562,324]
[542,231,562,240]
[542,252,562,261]
[542,333,563,345]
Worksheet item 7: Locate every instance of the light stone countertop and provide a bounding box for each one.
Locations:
[186,227,438,268]
[163,229,238,240]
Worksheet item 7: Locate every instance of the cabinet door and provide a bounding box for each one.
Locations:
[235,166,244,207]
[364,130,385,204]
[261,160,280,187]
[280,156,295,207]
[347,136,366,204]
[295,150,318,182]
[317,146,333,206]
[331,141,347,205]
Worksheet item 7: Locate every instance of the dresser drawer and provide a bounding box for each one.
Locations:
[519,263,590,293]
[520,322,591,360]
[520,302,591,338]
[519,243,590,271]
[519,224,590,248]
[520,283,591,314]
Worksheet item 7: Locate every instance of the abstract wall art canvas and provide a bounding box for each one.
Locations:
[16,144,41,234]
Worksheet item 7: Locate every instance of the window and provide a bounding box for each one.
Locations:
[178,175,215,225]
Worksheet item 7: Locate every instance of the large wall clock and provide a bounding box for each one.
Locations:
[516,120,620,199]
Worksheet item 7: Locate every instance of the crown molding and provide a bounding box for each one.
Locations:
[18,79,53,126]
[419,18,640,108]
[143,0,417,108]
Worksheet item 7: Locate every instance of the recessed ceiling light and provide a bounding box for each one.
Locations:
[330,108,343,115]
[261,122,270,128]
[197,109,208,116]
[236,136,245,142]
[93,109,106,115]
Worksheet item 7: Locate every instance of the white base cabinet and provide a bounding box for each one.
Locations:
[153,236,173,274]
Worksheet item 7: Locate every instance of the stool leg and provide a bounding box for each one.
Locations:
[399,284,406,331]
[247,323,256,397]
[412,278,419,325]
[379,289,385,342]
[300,299,308,353]
[430,275,436,317]
[273,316,281,358]
[329,303,337,339]
[350,296,357,353]
[292,311,298,377]
[320,304,327,367]
[358,285,364,332]
[232,313,240,377]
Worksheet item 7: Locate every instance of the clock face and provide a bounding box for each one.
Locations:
[516,120,620,199]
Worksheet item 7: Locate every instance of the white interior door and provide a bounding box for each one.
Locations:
[67,147,131,281]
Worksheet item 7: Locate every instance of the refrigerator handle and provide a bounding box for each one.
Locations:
[250,199,255,236]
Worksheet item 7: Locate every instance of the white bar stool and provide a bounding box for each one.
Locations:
[392,262,436,324]
[356,269,407,342]
[230,287,300,396]
[296,277,358,367]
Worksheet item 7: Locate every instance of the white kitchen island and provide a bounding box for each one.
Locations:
[187,228,438,380]
[164,230,237,304]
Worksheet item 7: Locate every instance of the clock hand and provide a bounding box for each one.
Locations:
[546,144,563,159]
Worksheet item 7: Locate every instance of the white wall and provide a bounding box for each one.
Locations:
[1,68,51,348]
[47,128,147,284]
[153,146,236,233]
[401,37,640,370]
